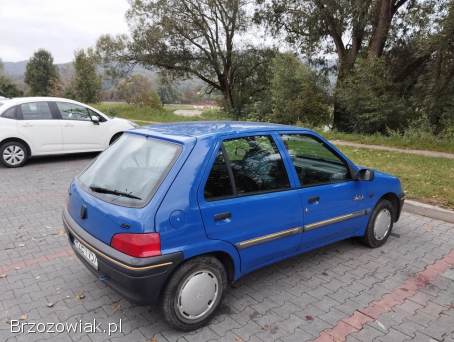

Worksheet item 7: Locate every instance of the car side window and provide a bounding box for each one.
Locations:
[223,135,290,195]
[1,106,18,119]
[20,102,53,120]
[57,102,91,121]
[281,134,351,187]
[204,136,291,200]
[204,149,234,200]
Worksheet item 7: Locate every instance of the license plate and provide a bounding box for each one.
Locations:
[74,239,98,270]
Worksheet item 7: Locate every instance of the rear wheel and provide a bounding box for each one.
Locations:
[0,141,29,168]
[161,256,227,331]
[362,199,394,248]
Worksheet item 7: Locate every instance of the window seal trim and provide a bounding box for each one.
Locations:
[221,144,237,196]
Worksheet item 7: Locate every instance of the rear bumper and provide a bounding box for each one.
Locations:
[63,208,183,304]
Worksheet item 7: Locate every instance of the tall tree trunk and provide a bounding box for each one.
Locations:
[368,0,393,58]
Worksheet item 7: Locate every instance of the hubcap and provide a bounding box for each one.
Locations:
[3,145,25,166]
[374,208,392,240]
[177,270,219,320]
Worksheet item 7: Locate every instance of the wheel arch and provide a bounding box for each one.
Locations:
[378,192,400,222]
[109,132,123,145]
[0,137,32,156]
[173,243,241,284]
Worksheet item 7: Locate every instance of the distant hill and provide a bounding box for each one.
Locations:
[2,60,206,101]
[3,60,74,84]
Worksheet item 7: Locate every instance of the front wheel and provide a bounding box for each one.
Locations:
[0,141,29,168]
[161,256,227,331]
[362,199,394,248]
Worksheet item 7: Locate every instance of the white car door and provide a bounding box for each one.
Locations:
[56,102,108,152]
[16,101,63,155]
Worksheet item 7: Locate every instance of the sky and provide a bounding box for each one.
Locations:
[0,0,129,63]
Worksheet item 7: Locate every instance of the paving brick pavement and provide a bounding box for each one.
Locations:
[0,154,453,342]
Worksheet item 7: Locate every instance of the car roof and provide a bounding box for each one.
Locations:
[0,97,107,117]
[2,97,83,105]
[135,121,312,140]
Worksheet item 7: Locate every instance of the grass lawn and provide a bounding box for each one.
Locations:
[320,130,454,154]
[93,102,228,123]
[339,146,454,210]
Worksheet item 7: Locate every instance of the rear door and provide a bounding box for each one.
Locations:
[198,134,303,273]
[56,101,107,152]
[16,101,63,154]
[279,133,371,249]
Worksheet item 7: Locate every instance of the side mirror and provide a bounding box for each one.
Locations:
[91,116,100,125]
[356,168,375,181]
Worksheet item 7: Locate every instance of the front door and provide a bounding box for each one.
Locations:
[199,135,303,273]
[56,102,106,151]
[279,134,371,250]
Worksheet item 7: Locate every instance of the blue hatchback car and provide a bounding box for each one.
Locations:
[63,122,405,330]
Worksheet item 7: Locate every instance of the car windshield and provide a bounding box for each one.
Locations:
[78,134,181,207]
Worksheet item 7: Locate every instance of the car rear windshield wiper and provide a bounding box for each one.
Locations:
[89,186,142,200]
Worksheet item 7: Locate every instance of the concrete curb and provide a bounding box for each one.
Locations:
[403,200,454,224]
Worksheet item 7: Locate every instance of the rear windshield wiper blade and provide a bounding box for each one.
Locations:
[89,186,142,200]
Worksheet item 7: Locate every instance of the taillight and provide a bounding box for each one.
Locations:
[111,233,161,258]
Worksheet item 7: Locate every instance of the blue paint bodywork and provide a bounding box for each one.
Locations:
[67,122,403,281]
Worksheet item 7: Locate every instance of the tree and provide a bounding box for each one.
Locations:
[25,49,60,96]
[229,48,277,119]
[116,74,161,107]
[256,0,448,131]
[158,72,180,104]
[0,76,23,98]
[69,49,101,103]
[336,57,410,133]
[98,0,252,112]
[96,34,134,88]
[0,59,23,98]
[271,53,330,126]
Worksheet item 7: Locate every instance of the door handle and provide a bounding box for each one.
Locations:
[308,196,320,204]
[64,123,74,127]
[214,212,231,222]
[22,123,33,127]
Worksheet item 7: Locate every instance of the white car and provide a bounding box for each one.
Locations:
[0,97,137,167]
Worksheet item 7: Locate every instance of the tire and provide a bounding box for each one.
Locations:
[0,141,29,168]
[362,199,395,248]
[109,133,122,145]
[161,256,227,331]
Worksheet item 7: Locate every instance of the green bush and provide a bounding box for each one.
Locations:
[270,53,330,126]
[336,58,411,134]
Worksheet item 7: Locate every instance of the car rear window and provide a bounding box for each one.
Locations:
[78,134,181,207]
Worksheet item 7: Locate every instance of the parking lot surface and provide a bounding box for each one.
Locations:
[0,155,453,342]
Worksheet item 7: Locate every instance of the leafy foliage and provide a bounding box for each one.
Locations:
[0,59,22,98]
[116,74,161,107]
[97,0,260,113]
[336,57,410,134]
[255,0,449,131]
[24,49,60,96]
[271,53,330,126]
[68,49,101,103]
[0,75,22,98]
